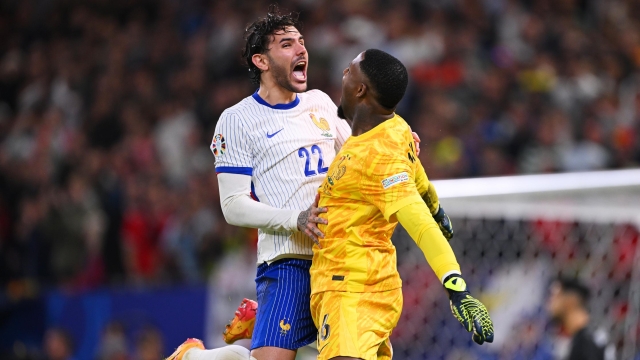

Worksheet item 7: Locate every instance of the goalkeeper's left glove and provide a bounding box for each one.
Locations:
[433,205,453,240]
[443,274,494,345]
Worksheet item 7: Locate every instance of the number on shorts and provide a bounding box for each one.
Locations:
[320,313,330,341]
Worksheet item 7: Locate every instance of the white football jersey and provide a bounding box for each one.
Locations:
[212,89,351,263]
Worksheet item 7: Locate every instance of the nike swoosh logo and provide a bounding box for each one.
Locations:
[266,128,284,138]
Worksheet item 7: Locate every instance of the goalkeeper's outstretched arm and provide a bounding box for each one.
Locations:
[395,202,494,345]
[413,161,454,240]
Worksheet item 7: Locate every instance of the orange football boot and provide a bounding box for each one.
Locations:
[222,298,258,344]
[165,338,204,360]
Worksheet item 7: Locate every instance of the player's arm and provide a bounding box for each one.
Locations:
[414,160,453,240]
[217,173,298,231]
[394,203,494,345]
[217,174,326,241]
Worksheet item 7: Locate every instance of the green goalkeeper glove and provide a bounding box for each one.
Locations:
[443,274,494,345]
[433,205,453,240]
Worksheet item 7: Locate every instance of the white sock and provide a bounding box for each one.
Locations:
[184,345,250,360]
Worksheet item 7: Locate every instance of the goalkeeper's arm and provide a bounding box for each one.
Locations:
[413,161,453,240]
[395,202,494,344]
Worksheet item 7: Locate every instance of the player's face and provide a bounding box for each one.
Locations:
[337,52,365,121]
[265,26,308,93]
[546,282,564,320]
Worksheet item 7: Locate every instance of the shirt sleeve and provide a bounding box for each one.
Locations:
[415,160,440,215]
[395,201,461,282]
[217,173,300,232]
[212,111,253,175]
[359,145,424,221]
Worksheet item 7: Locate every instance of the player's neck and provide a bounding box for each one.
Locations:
[351,104,394,136]
[257,82,297,106]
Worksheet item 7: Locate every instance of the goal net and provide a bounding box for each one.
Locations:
[392,169,640,360]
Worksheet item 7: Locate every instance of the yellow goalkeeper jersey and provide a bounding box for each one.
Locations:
[310,114,436,294]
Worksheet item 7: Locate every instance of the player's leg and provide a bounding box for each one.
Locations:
[182,345,250,360]
[165,338,250,360]
[168,259,315,360]
[249,346,296,360]
[250,258,316,360]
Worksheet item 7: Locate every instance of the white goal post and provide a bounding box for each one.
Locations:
[433,169,640,226]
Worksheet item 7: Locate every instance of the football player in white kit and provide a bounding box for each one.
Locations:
[165,6,432,360]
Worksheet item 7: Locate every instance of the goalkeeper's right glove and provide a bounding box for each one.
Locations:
[433,205,453,240]
[443,274,494,345]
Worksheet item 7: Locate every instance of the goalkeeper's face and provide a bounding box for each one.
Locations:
[262,26,308,93]
[338,52,365,122]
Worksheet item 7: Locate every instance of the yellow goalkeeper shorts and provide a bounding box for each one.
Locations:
[310,288,403,360]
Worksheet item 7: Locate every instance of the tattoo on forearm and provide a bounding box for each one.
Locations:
[297,209,310,231]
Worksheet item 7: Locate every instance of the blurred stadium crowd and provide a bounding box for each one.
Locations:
[0,0,639,358]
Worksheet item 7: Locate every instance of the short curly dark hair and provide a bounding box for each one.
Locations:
[359,49,408,109]
[242,5,302,85]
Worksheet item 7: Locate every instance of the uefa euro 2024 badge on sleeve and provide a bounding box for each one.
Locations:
[211,134,226,157]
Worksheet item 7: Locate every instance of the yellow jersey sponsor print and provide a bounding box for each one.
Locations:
[311,114,426,294]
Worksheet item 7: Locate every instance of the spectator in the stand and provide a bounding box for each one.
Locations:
[133,327,163,360]
[44,171,105,286]
[42,327,75,360]
[546,277,608,360]
[96,321,128,360]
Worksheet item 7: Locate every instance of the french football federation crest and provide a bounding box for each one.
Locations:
[211,134,226,156]
[310,113,333,137]
[327,154,350,185]
[279,319,291,335]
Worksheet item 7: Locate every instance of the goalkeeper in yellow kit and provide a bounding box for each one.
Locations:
[310,49,494,360]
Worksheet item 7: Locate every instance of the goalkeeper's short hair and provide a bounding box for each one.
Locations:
[359,49,408,110]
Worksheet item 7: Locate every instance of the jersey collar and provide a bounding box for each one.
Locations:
[252,90,300,110]
[351,114,401,141]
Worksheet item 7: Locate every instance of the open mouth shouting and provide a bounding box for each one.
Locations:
[292,59,307,83]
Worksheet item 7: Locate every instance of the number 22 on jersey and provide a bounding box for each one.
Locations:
[298,145,329,177]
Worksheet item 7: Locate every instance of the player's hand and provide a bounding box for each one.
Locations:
[443,274,494,345]
[411,131,421,156]
[433,205,453,240]
[298,194,327,246]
